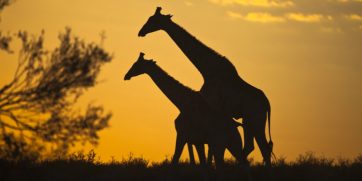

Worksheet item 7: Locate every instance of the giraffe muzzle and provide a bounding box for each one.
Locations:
[124,74,132,80]
[138,32,146,37]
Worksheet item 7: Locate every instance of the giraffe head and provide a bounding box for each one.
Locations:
[138,7,173,37]
[124,52,156,80]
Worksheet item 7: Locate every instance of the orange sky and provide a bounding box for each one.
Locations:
[1,0,362,162]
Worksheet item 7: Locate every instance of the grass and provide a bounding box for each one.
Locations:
[0,151,361,181]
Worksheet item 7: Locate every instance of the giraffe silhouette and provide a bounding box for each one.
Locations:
[124,53,246,168]
[138,7,273,166]
[173,114,210,165]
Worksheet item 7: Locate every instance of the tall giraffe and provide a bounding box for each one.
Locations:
[124,53,245,168]
[138,7,273,166]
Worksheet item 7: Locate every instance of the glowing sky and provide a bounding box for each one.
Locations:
[1,0,361,162]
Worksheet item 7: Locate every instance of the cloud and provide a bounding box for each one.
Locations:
[226,11,243,19]
[227,11,333,23]
[286,13,331,23]
[335,0,362,2]
[217,0,362,31]
[226,11,286,23]
[344,14,362,21]
[184,1,193,6]
[243,12,286,23]
[209,0,294,7]
[320,26,342,33]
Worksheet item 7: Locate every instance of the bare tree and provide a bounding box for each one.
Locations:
[0,1,112,160]
[0,0,12,52]
[0,0,11,9]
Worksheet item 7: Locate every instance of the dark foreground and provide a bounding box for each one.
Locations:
[1,153,361,181]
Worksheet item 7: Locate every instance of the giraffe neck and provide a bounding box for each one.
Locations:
[146,63,195,111]
[163,20,239,81]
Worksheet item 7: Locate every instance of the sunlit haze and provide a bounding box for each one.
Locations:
[1,0,361,162]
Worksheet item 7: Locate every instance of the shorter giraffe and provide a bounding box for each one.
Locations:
[124,53,246,168]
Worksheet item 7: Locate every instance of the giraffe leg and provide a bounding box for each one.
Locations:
[227,133,252,181]
[207,145,213,165]
[195,144,206,165]
[187,143,196,165]
[212,145,227,180]
[253,113,272,167]
[171,134,186,165]
[212,146,225,170]
[227,128,247,165]
[255,126,272,167]
[242,119,255,164]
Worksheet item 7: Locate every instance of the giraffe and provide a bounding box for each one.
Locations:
[124,52,245,168]
[138,7,273,166]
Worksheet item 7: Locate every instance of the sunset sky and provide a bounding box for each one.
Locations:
[0,0,361,162]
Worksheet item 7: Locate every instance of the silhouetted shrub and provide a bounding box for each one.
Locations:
[118,153,149,168]
[295,151,334,167]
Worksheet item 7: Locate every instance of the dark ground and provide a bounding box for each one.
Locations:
[1,152,361,181]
